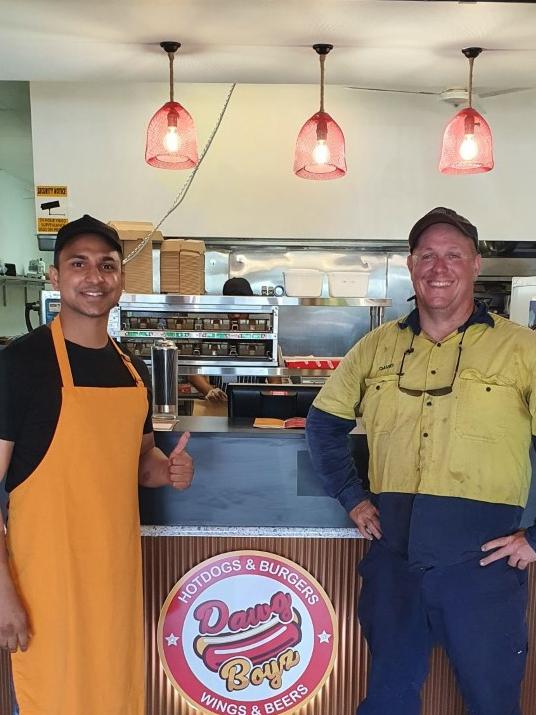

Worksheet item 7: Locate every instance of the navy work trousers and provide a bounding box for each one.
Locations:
[356,543,528,715]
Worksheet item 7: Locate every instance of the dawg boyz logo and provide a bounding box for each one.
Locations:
[158,550,337,715]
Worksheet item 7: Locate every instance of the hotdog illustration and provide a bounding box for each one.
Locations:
[194,610,302,672]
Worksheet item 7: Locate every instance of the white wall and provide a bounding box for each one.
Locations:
[29,81,536,242]
[0,82,42,337]
[0,171,44,336]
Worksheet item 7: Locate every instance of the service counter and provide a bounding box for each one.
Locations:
[139,418,536,715]
[2,418,536,714]
[141,416,366,531]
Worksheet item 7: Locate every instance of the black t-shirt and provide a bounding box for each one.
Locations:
[0,325,153,492]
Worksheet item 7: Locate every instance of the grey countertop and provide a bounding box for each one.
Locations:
[168,416,304,435]
[155,415,366,435]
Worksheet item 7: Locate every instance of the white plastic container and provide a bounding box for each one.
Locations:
[283,269,324,297]
[327,271,369,297]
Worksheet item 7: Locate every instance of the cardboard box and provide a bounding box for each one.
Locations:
[160,239,183,293]
[180,239,205,295]
[159,238,205,294]
[108,221,163,294]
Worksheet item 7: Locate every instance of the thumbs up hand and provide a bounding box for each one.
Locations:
[168,432,194,490]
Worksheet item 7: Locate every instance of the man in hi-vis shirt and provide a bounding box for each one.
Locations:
[307,207,536,715]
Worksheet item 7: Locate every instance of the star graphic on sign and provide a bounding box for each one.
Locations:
[317,630,332,644]
[165,633,180,647]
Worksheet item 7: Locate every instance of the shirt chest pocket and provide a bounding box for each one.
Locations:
[360,373,399,433]
[454,369,526,442]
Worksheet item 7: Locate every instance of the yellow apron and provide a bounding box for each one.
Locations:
[8,316,147,714]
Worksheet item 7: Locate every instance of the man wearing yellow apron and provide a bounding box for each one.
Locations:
[0,215,194,714]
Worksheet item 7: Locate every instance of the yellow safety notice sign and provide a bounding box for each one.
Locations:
[35,185,69,234]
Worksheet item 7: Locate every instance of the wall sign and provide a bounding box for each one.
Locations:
[35,185,69,234]
[158,550,337,715]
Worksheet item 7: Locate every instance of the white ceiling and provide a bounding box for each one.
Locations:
[1,0,536,95]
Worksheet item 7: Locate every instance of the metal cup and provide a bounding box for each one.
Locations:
[151,340,178,419]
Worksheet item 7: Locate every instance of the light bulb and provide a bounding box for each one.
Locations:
[313,139,330,165]
[163,126,181,153]
[459,134,478,161]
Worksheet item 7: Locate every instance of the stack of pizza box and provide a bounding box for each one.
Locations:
[159,239,183,293]
[108,220,163,294]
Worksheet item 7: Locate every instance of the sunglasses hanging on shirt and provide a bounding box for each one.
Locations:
[397,329,467,397]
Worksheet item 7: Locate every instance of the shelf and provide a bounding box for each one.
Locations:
[120,294,391,308]
[0,276,49,285]
[0,276,51,307]
[119,330,276,340]
[176,365,334,377]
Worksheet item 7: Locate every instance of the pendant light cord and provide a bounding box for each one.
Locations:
[123,83,236,265]
[468,56,474,108]
[319,54,326,113]
[168,52,175,102]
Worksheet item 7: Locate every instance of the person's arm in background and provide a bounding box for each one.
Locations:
[0,440,30,652]
[306,333,382,540]
[188,375,227,402]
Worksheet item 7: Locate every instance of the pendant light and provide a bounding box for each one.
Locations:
[439,47,493,175]
[145,41,198,170]
[294,44,347,180]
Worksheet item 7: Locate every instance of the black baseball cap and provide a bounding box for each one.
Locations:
[54,214,123,265]
[408,207,479,253]
[222,277,254,296]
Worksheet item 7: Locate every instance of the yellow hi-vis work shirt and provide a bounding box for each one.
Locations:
[313,313,536,509]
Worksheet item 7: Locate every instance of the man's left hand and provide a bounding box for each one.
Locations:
[167,432,194,490]
[480,530,536,570]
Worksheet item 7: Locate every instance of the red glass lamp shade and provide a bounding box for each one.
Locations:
[294,111,346,180]
[439,107,493,175]
[145,101,198,170]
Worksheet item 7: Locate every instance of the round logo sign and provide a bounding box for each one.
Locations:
[158,550,337,715]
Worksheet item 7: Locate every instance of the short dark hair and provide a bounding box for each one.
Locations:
[54,214,123,267]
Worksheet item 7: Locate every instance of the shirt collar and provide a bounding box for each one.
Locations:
[398,300,495,335]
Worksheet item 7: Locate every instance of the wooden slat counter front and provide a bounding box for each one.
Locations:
[2,417,536,714]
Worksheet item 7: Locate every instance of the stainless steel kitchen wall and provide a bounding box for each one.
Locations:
[202,241,536,358]
[204,242,413,357]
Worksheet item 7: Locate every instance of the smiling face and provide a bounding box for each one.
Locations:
[49,234,123,320]
[407,223,481,316]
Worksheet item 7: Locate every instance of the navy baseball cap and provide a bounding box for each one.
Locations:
[54,215,123,265]
[408,207,479,252]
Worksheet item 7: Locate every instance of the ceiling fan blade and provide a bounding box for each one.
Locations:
[480,48,536,53]
[384,1,536,4]
[345,86,437,96]
[479,87,535,98]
